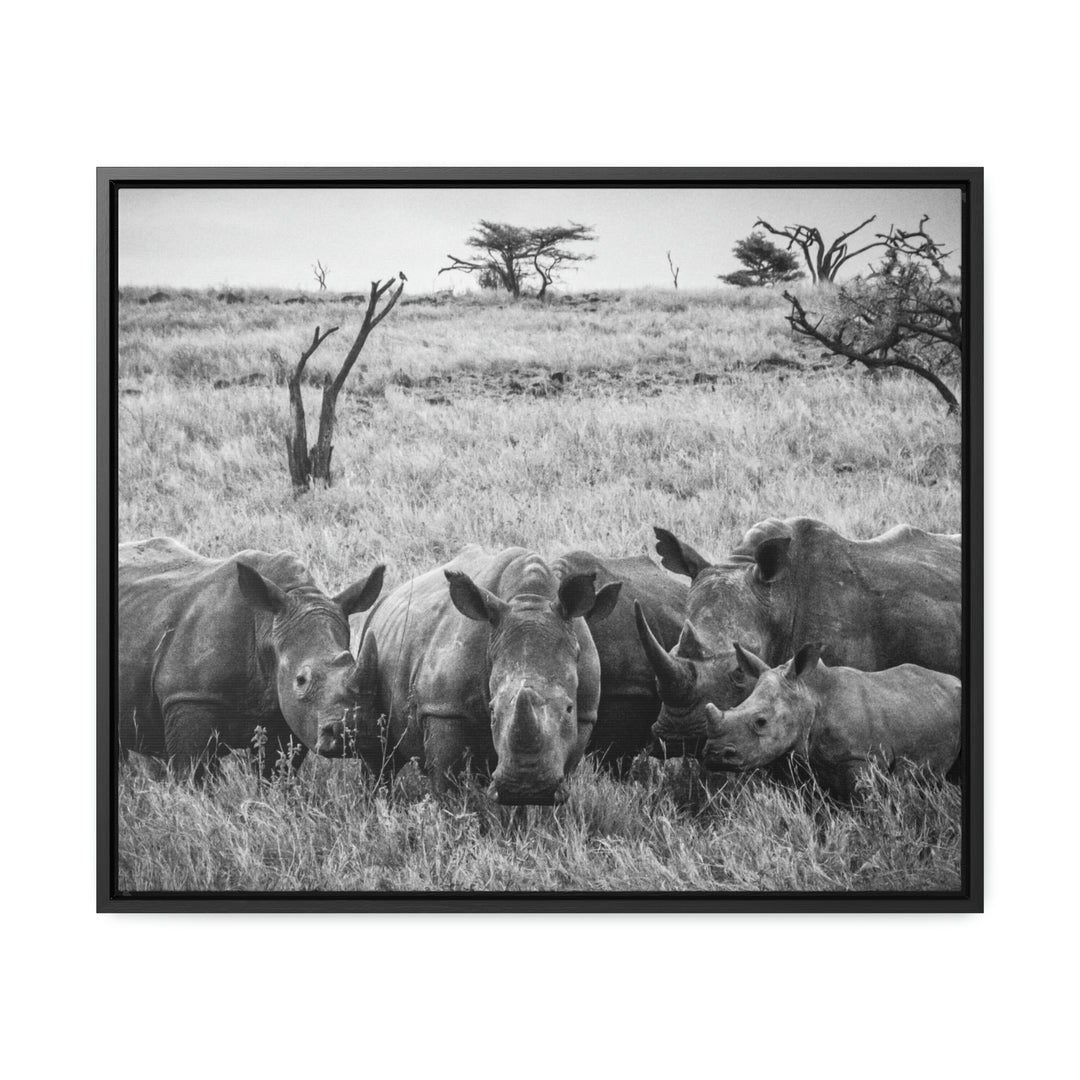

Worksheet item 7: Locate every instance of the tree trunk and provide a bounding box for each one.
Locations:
[285,363,313,492]
[501,253,520,298]
[310,384,339,485]
[285,418,311,491]
[891,359,960,413]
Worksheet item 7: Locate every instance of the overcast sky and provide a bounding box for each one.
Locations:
[119,186,963,293]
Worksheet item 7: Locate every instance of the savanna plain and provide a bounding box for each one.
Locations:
[117,286,963,892]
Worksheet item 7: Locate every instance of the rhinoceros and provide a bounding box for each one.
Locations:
[553,551,687,770]
[118,537,385,777]
[353,546,620,805]
[702,642,961,801]
[635,518,961,756]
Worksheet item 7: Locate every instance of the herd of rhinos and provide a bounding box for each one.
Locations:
[118,516,962,806]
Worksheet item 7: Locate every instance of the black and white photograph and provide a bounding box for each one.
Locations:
[100,169,981,908]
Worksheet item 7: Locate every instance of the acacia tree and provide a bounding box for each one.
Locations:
[313,259,330,291]
[440,220,596,298]
[719,232,804,287]
[284,274,405,492]
[754,215,888,284]
[781,218,960,412]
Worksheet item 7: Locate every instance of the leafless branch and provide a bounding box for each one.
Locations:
[876,216,955,279]
[756,216,886,283]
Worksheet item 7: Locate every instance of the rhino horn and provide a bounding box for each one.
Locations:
[634,601,694,703]
[347,633,380,704]
[509,688,544,754]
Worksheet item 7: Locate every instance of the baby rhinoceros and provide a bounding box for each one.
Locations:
[702,642,961,801]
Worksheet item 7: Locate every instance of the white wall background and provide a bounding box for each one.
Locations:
[4,2,1073,1076]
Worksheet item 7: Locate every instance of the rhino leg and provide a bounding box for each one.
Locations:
[163,702,225,782]
[589,696,660,777]
[423,716,469,795]
[814,759,869,804]
[946,748,963,785]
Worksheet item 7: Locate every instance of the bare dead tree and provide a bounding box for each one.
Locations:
[284,275,405,491]
[666,251,680,289]
[313,259,330,291]
[755,216,888,284]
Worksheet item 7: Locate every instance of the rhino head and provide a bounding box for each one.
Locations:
[446,567,620,805]
[702,642,822,773]
[236,562,385,757]
[637,525,795,757]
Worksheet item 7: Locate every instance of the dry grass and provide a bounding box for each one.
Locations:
[119,755,961,893]
[116,286,962,893]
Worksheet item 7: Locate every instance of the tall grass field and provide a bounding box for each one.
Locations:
[117,286,963,893]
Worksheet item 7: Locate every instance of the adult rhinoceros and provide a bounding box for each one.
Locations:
[635,518,961,756]
[553,551,687,771]
[118,537,385,777]
[353,546,620,805]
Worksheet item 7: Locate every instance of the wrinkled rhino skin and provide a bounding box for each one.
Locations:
[554,551,687,771]
[118,537,383,778]
[703,643,961,802]
[640,517,961,755]
[354,546,619,805]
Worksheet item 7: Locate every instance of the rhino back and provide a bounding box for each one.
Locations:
[777,519,961,676]
[807,664,961,776]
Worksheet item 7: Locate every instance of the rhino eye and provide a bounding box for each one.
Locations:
[731,669,746,685]
[566,704,574,715]
[753,716,767,730]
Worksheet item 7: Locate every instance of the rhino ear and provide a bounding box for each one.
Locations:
[556,572,600,620]
[237,562,288,615]
[654,527,711,581]
[754,536,791,583]
[334,564,385,617]
[584,580,622,624]
[784,642,823,682]
[733,642,770,678]
[446,570,509,625]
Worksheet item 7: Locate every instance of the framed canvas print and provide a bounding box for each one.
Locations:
[98,167,982,912]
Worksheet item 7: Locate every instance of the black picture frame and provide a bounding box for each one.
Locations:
[98,167,983,913]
